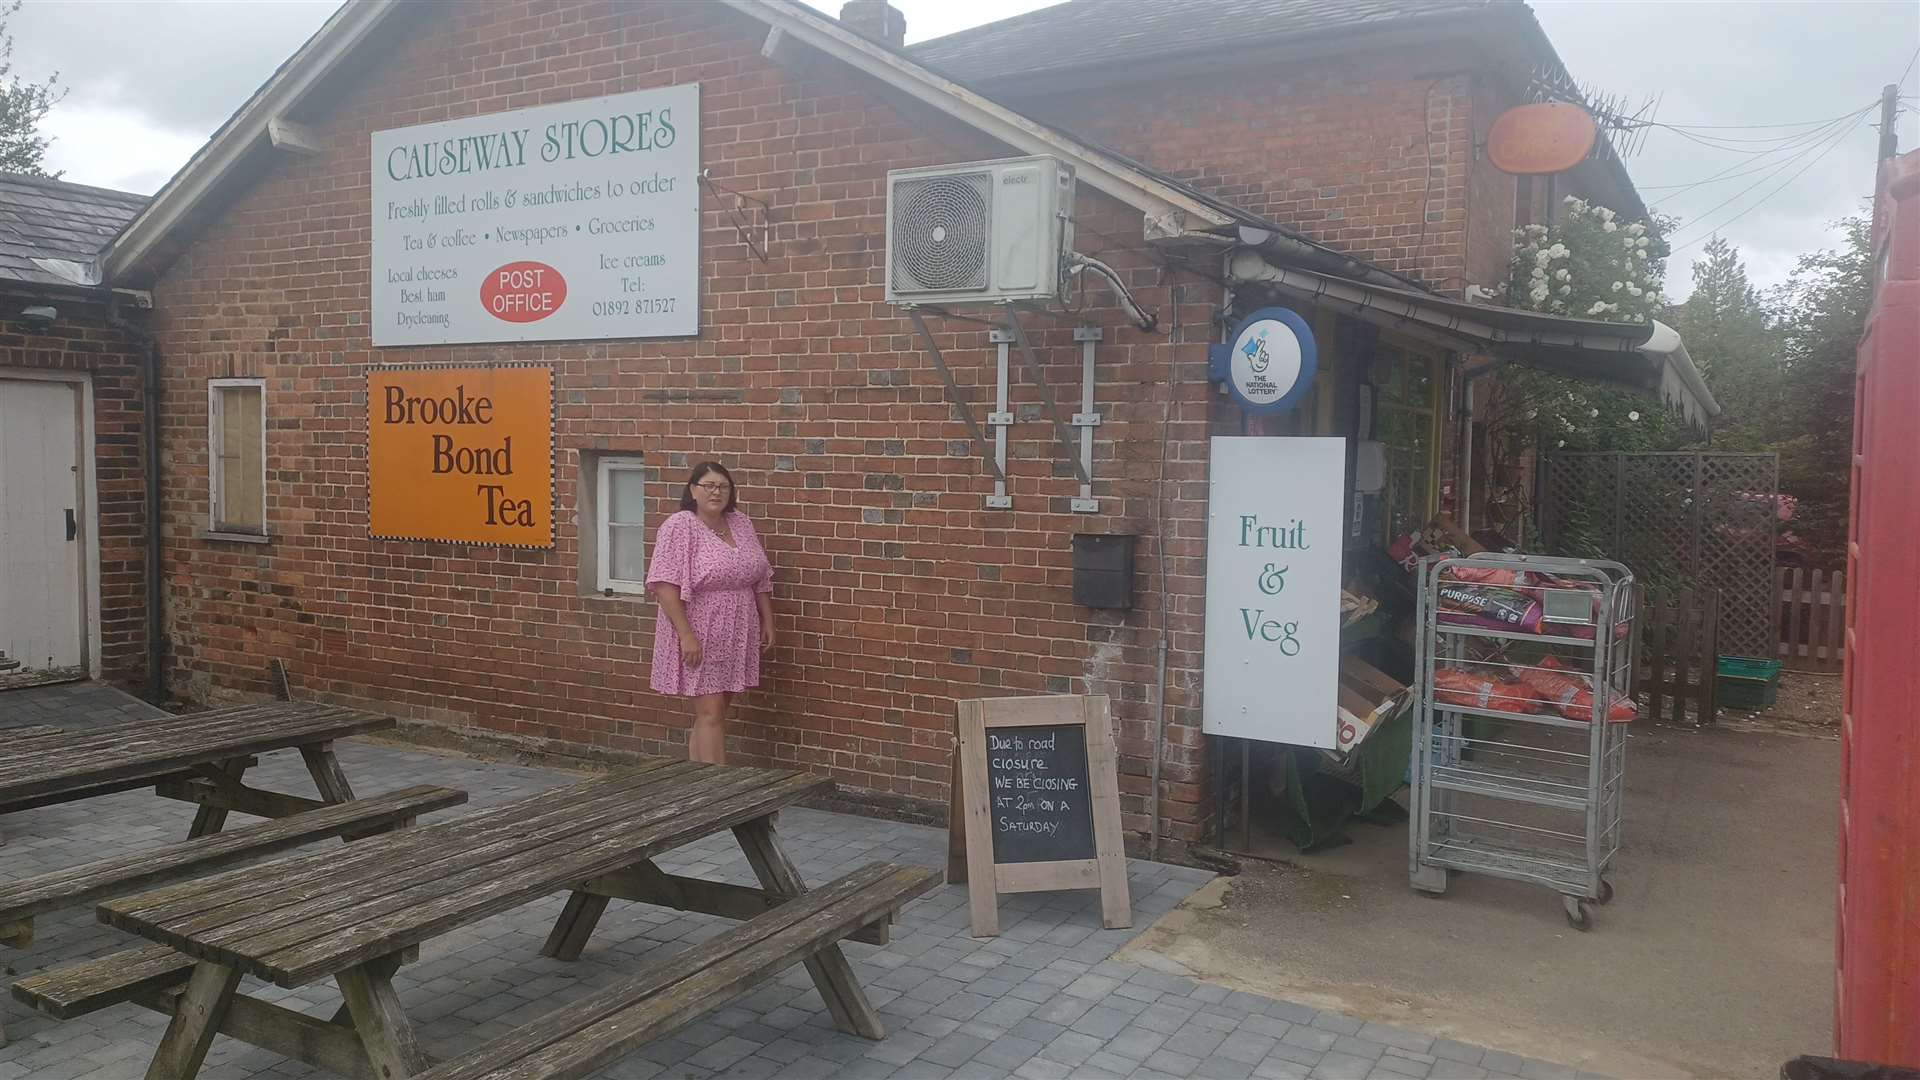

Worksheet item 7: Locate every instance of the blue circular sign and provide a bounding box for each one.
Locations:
[1224,307,1317,416]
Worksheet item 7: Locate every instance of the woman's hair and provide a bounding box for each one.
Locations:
[679,461,739,513]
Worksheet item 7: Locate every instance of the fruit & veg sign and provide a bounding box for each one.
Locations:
[1202,436,1345,747]
[370,85,698,345]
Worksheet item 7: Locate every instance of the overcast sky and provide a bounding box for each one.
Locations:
[13,0,1919,297]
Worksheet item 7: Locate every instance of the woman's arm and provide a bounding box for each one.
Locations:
[655,584,703,667]
[757,592,775,652]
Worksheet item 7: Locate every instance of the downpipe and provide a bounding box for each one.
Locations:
[108,299,164,700]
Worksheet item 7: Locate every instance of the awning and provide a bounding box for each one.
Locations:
[1228,251,1721,428]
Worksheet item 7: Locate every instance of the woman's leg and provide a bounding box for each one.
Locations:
[689,692,731,764]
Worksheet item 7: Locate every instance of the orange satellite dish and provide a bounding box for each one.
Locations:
[1486,102,1599,176]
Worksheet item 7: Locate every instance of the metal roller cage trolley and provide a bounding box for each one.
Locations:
[1410,554,1638,930]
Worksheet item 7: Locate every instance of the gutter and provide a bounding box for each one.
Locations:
[1228,250,1722,426]
[1227,226,1431,293]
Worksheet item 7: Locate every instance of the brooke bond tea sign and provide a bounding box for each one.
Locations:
[370,85,699,345]
[1202,436,1345,747]
[367,366,553,547]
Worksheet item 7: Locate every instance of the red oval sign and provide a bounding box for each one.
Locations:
[1487,102,1599,176]
[480,261,567,323]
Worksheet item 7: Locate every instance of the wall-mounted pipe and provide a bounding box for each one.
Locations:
[108,298,163,700]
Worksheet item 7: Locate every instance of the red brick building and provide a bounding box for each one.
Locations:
[0,175,154,692]
[4,0,1715,856]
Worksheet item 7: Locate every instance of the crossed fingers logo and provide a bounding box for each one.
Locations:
[1241,331,1272,375]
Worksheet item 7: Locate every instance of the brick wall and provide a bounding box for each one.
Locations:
[1467,78,1523,296]
[149,0,1222,850]
[1004,45,1489,295]
[0,291,151,689]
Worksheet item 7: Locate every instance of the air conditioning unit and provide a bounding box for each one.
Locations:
[885,156,1075,306]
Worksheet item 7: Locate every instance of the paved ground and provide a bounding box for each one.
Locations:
[1120,719,1837,1079]
[1,683,1596,1080]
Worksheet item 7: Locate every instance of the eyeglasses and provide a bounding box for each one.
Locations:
[694,482,732,493]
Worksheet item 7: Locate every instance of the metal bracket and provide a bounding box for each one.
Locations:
[1070,498,1100,513]
[986,495,1013,509]
[907,309,1007,485]
[1071,412,1102,427]
[1073,327,1105,343]
[1003,307,1093,486]
[986,412,1015,427]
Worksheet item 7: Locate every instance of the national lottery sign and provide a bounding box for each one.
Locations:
[370,85,699,346]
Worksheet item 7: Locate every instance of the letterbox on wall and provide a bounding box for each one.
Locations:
[1072,534,1136,610]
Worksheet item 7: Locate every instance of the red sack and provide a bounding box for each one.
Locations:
[1561,688,1637,723]
[1433,667,1534,714]
[1521,656,1636,722]
[1448,565,1520,587]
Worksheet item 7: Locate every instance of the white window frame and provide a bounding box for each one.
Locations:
[207,378,267,539]
[596,455,647,594]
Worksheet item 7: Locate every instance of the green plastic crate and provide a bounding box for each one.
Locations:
[1717,655,1782,710]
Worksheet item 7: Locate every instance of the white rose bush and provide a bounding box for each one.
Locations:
[1477,197,1698,538]
[1507,196,1667,324]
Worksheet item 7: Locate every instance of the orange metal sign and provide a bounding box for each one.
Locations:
[1486,102,1599,176]
[367,366,552,547]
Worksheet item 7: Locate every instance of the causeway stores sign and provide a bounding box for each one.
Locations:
[367,367,553,547]
[1202,437,1345,747]
[370,84,699,346]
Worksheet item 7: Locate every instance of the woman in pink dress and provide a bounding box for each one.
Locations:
[646,462,775,764]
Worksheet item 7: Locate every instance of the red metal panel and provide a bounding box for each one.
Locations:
[1837,147,1920,1067]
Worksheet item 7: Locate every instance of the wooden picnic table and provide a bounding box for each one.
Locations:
[0,701,397,829]
[89,756,875,1079]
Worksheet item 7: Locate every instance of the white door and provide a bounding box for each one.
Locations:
[0,378,86,685]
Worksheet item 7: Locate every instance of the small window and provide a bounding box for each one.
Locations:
[596,456,648,593]
[209,379,265,535]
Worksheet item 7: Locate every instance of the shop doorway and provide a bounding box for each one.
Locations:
[0,376,88,687]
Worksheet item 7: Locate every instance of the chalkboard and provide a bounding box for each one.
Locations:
[950,694,1132,937]
[985,724,1097,865]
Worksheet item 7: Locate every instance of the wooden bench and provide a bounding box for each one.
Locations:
[12,942,195,1019]
[415,862,941,1080]
[0,785,466,951]
[14,862,937,1079]
[12,945,411,1078]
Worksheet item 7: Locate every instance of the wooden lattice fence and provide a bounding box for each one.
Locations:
[1540,452,1779,660]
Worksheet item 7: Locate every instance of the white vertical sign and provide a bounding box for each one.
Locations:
[1203,437,1346,747]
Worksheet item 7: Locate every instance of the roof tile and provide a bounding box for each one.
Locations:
[0,172,148,288]
[910,0,1503,84]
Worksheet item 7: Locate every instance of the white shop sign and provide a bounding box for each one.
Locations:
[1202,436,1346,747]
[371,84,699,346]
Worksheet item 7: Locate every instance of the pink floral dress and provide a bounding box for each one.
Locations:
[646,510,773,696]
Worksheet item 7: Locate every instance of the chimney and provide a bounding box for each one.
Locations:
[838,0,906,48]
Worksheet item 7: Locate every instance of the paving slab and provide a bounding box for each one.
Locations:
[0,683,1592,1080]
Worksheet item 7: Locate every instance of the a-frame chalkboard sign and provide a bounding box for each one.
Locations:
[947,694,1131,937]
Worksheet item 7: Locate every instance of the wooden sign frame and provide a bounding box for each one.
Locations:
[947,694,1131,937]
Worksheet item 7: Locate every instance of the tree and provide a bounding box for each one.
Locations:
[0,0,64,177]
[1667,236,1778,450]
[1764,215,1870,567]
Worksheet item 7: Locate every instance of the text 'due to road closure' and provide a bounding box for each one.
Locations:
[986,724,1097,865]
[367,366,554,547]
[370,83,699,345]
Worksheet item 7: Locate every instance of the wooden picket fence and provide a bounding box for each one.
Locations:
[1778,568,1847,672]
[1636,587,1720,726]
